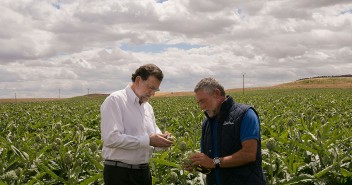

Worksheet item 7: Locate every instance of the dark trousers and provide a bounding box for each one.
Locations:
[103,165,152,185]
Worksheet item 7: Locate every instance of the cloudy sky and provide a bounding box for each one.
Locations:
[0,0,351,98]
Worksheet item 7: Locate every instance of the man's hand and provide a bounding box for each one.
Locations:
[149,133,173,147]
[161,131,175,141]
[183,161,195,171]
[189,152,215,169]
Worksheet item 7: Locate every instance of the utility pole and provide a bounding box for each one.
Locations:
[59,89,61,99]
[15,93,17,103]
[242,73,245,95]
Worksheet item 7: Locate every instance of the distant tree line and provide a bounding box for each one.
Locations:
[297,74,352,81]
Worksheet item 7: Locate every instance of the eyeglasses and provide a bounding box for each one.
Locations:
[142,80,160,92]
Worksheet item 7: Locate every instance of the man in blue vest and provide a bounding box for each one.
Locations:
[188,77,266,185]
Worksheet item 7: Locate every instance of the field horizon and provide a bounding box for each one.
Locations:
[1,76,352,103]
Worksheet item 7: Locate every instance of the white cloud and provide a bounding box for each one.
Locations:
[0,0,351,98]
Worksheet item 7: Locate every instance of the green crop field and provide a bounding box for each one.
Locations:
[1,88,352,185]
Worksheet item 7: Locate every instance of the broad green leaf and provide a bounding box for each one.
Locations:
[85,152,103,171]
[290,140,318,154]
[150,158,180,168]
[285,174,314,184]
[314,164,335,178]
[341,168,352,177]
[39,164,67,183]
[27,172,47,185]
[79,173,103,185]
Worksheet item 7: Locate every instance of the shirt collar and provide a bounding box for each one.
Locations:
[125,84,143,105]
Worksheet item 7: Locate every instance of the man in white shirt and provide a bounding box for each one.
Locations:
[100,64,173,185]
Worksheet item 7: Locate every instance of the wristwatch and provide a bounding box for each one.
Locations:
[213,157,221,168]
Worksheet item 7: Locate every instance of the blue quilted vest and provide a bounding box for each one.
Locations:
[201,96,266,185]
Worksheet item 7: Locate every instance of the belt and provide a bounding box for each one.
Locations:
[104,160,149,170]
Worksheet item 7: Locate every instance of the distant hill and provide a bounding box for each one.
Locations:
[273,76,352,89]
[297,74,352,81]
[66,93,108,101]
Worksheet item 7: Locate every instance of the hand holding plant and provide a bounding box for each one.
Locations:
[149,133,173,147]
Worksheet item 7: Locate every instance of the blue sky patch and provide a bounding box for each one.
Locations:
[120,43,204,53]
[156,0,168,3]
[235,8,246,19]
[339,8,352,15]
[52,0,61,9]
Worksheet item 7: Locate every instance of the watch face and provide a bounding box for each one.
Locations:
[214,157,220,168]
[214,158,220,164]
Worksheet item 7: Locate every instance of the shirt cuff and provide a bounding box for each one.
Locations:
[139,135,150,148]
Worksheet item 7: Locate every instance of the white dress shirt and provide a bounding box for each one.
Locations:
[100,84,162,164]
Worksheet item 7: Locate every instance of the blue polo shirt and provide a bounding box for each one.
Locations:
[240,108,260,142]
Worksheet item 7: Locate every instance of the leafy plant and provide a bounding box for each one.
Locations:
[1,89,351,184]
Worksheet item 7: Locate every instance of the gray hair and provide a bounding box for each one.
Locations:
[194,77,225,96]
